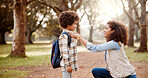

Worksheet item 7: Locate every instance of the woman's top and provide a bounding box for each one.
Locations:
[86,40,135,77]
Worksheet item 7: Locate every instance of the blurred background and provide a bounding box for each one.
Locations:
[0,0,147,44]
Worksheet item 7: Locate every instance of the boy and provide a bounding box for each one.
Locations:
[58,11,79,78]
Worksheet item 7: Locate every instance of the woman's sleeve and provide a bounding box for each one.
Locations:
[86,41,120,52]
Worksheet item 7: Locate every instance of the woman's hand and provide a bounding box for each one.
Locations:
[69,32,88,47]
[69,32,80,39]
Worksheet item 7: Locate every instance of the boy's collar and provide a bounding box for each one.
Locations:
[63,29,72,33]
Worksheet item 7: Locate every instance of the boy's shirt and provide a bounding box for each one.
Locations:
[59,29,78,72]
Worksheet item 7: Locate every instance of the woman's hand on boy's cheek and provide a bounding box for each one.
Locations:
[69,32,79,39]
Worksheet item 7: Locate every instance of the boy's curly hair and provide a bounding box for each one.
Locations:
[107,20,129,45]
[58,11,79,28]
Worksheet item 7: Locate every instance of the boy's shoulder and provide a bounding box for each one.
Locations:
[59,33,68,39]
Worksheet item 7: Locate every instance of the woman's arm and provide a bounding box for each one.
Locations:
[77,35,88,47]
[86,41,120,52]
[69,32,120,52]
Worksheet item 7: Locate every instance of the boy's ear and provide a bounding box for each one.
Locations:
[68,24,71,27]
[67,25,71,28]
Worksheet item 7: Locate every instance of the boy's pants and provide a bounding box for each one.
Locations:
[62,71,71,78]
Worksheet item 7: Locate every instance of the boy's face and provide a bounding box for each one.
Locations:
[68,21,79,31]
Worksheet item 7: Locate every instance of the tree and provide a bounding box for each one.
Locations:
[0,0,13,44]
[25,1,47,44]
[121,0,135,47]
[121,0,147,52]
[39,0,82,36]
[83,0,100,42]
[132,0,141,42]
[47,18,62,39]
[10,0,34,57]
[135,0,147,52]
[127,0,135,47]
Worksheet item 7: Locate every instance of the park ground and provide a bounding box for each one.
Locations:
[0,42,148,78]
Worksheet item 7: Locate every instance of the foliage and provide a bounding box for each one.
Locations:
[0,0,13,44]
[45,19,62,37]
[38,0,82,37]
[0,0,13,31]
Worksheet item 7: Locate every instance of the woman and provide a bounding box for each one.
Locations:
[69,20,137,78]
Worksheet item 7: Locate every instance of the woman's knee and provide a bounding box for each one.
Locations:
[92,68,98,74]
[92,68,102,76]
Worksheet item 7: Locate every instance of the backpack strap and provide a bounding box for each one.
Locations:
[62,32,71,47]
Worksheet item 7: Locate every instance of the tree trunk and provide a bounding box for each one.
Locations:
[135,0,147,52]
[135,26,140,42]
[25,29,33,44]
[76,23,81,46]
[128,0,134,47]
[89,26,93,42]
[11,0,26,57]
[0,31,6,44]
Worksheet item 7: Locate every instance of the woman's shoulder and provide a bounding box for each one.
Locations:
[107,40,121,50]
[107,40,119,44]
[107,40,120,48]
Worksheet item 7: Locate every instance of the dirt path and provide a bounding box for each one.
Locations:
[25,51,148,78]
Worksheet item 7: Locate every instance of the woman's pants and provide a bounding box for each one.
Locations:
[92,68,137,78]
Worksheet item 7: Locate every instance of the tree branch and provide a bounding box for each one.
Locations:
[79,12,85,22]
[62,0,69,10]
[131,0,140,10]
[74,0,82,11]
[38,1,61,16]
[132,0,141,29]
[32,7,47,33]
[121,0,134,22]
[72,0,79,9]
[26,0,35,6]
[29,5,40,30]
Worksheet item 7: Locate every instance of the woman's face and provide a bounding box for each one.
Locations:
[104,24,114,38]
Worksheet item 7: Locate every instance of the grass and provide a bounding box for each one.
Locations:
[0,43,52,57]
[125,47,148,62]
[0,42,148,78]
[0,44,12,56]
[0,43,51,78]
[0,69,29,78]
[0,55,50,78]
[0,55,50,68]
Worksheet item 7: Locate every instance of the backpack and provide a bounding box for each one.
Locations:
[51,32,71,68]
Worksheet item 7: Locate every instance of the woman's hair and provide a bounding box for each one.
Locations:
[107,20,128,45]
[58,11,79,28]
